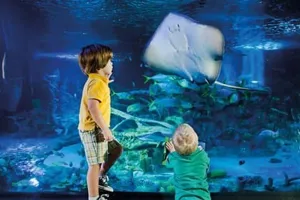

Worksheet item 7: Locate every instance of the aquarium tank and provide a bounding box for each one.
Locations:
[0,0,300,195]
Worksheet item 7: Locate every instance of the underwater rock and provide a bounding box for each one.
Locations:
[209,178,238,193]
[51,134,81,151]
[140,157,153,173]
[37,165,85,192]
[0,159,7,167]
[216,128,239,140]
[269,158,282,163]
[44,144,83,168]
[283,172,300,186]
[0,166,7,177]
[264,177,275,191]
[133,172,170,192]
[0,175,8,191]
[237,175,263,191]
[219,186,230,192]
[11,178,41,192]
[109,170,134,191]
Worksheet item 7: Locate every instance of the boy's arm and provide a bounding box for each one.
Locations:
[88,99,113,141]
[165,152,176,168]
[87,80,113,141]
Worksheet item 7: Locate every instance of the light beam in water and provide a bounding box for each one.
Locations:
[1,52,6,79]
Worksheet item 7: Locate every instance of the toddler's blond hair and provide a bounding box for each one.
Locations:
[172,123,199,155]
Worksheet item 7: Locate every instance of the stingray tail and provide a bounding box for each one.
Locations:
[214,81,271,94]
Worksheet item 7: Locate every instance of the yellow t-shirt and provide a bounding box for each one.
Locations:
[78,73,111,131]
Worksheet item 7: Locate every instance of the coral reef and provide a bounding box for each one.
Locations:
[1,72,300,193]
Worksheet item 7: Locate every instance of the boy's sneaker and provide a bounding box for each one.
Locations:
[97,194,109,200]
[99,175,114,192]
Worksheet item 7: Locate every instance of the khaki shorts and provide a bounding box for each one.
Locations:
[79,128,121,165]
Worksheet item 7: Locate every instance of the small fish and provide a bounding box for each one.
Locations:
[271,108,288,116]
[64,31,87,35]
[239,160,245,165]
[149,97,192,111]
[176,78,200,91]
[164,116,184,125]
[126,103,145,113]
[143,74,176,84]
[111,90,134,100]
[258,130,279,138]
[149,82,185,96]
[51,161,68,167]
[228,93,239,104]
[129,90,150,95]
[44,68,60,79]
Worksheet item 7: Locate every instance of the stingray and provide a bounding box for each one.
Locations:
[142,12,269,93]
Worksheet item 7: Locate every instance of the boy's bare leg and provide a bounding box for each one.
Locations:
[99,143,123,176]
[87,164,100,197]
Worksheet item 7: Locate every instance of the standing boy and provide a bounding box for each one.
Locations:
[78,44,123,200]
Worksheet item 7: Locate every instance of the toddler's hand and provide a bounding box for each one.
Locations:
[166,141,175,153]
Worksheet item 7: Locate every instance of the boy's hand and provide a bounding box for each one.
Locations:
[166,141,175,153]
[102,128,114,141]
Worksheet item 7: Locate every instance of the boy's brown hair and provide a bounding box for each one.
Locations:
[78,44,113,75]
[172,123,199,155]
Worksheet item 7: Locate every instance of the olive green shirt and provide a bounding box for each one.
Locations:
[166,148,211,200]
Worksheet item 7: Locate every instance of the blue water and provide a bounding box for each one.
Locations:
[1,0,300,195]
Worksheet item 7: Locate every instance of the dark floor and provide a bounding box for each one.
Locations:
[1,192,300,200]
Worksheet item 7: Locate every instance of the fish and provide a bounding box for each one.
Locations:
[111,90,135,100]
[149,97,192,112]
[270,108,288,116]
[257,129,279,138]
[176,78,200,91]
[228,93,239,104]
[149,82,185,96]
[143,74,176,84]
[142,12,270,93]
[126,102,145,113]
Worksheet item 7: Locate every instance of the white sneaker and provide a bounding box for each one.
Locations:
[99,175,114,192]
[97,194,110,200]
